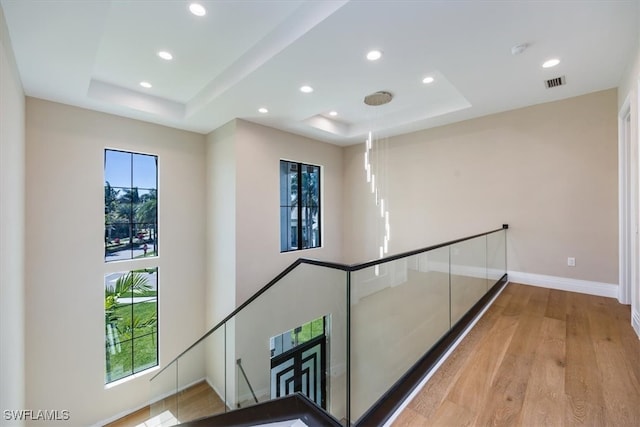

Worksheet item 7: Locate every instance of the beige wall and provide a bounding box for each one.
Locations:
[203,119,346,414]
[0,5,26,424]
[344,89,619,285]
[234,120,344,304]
[204,121,238,406]
[205,118,345,320]
[25,99,207,426]
[205,121,237,327]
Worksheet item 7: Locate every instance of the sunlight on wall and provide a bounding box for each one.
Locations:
[136,409,178,427]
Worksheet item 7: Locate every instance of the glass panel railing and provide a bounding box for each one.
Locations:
[149,226,507,426]
[149,324,227,425]
[487,228,507,284]
[229,263,348,421]
[150,261,349,424]
[350,247,451,420]
[149,359,178,427]
[175,326,226,424]
[450,235,488,325]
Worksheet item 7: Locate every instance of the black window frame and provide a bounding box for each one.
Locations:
[104,268,159,384]
[104,149,158,262]
[104,148,159,384]
[280,160,321,252]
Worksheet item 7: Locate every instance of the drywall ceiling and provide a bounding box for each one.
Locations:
[2,0,638,145]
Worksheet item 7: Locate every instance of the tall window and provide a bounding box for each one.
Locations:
[104,149,158,384]
[280,160,321,252]
[104,150,157,262]
[105,268,158,383]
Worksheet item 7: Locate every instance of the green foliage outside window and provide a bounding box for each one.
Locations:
[280,160,321,252]
[105,270,158,383]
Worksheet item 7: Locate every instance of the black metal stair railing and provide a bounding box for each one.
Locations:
[235,358,258,407]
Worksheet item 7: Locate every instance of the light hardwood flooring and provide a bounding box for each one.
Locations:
[393,283,640,427]
[107,282,640,427]
[105,381,224,427]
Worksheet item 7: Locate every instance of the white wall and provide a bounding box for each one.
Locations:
[618,0,640,112]
[343,90,619,286]
[618,0,640,337]
[205,121,237,327]
[25,98,207,426]
[0,5,25,425]
[204,121,238,405]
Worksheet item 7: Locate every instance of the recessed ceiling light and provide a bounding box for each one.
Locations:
[367,50,382,61]
[158,51,173,61]
[258,107,268,114]
[422,76,434,84]
[542,58,560,68]
[300,85,314,93]
[140,81,152,88]
[189,3,206,16]
[329,111,338,117]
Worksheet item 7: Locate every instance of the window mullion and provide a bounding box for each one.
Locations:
[130,300,134,374]
[130,152,134,259]
[297,165,303,250]
[317,166,321,248]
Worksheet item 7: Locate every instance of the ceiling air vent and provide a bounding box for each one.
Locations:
[545,75,566,89]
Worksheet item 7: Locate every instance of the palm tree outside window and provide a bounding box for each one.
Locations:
[280,160,321,252]
[104,149,158,262]
[104,149,159,384]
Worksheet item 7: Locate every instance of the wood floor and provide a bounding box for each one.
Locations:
[106,283,640,427]
[393,283,640,427]
[105,381,224,427]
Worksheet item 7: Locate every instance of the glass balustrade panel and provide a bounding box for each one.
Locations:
[149,361,179,427]
[450,235,488,325]
[227,263,348,421]
[150,228,506,426]
[149,325,226,426]
[350,248,450,421]
[173,326,227,424]
[487,229,507,287]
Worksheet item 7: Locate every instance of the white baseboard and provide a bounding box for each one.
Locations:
[206,377,234,409]
[507,271,618,298]
[633,310,640,339]
[94,376,208,427]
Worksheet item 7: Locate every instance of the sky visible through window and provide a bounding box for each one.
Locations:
[104,149,158,262]
[105,150,157,189]
[104,149,159,384]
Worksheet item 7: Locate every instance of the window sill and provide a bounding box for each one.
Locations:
[105,366,159,389]
[280,246,323,254]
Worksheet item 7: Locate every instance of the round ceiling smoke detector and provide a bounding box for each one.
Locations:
[364,91,393,106]
[511,43,528,56]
